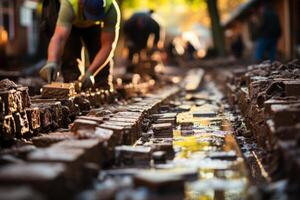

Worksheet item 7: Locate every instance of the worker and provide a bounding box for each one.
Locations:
[123,10,161,63]
[39,0,121,90]
[255,3,281,62]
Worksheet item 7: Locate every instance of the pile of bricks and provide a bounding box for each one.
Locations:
[0,81,180,198]
[0,78,158,145]
[225,60,300,196]
[0,79,31,142]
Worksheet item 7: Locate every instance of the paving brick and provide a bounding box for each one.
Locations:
[25,107,41,132]
[41,82,76,99]
[1,115,16,141]
[133,171,184,197]
[31,131,76,147]
[52,139,103,164]
[0,90,18,115]
[0,186,44,200]
[0,163,68,199]
[115,145,152,166]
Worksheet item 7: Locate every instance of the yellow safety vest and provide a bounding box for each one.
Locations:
[68,0,113,25]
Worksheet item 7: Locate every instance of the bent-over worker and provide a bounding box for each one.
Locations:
[40,0,120,90]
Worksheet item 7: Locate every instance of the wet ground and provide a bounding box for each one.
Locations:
[75,74,254,200]
[2,66,292,200]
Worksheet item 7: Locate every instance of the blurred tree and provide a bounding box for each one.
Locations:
[206,0,226,57]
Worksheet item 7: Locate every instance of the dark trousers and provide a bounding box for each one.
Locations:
[255,37,278,62]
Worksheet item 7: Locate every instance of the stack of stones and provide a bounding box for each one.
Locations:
[0,79,31,142]
[225,60,300,197]
[0,83,181,199]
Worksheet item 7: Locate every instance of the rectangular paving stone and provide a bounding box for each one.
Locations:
[31,131,77,147]
[41,82,76,99]
[115,146,152,166]
[0,163,68,199]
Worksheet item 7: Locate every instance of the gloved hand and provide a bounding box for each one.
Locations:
[39,62,58,83]
[80,70,94,91]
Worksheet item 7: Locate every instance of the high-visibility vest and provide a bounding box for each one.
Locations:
[68,0,113,23]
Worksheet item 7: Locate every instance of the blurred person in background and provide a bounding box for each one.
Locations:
[39,0,120,90]
[186,41,197,61]
[255,2,281,62]
[123,10,161,66]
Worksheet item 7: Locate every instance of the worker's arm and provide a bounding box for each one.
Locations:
[47,25,71,63]
[86,1,120,76]
[39,25,71,82]
[39,0,74,82]
[86,31,115,75]
[80,1,120,89]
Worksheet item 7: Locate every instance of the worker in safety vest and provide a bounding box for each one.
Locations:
[39,0,120,90]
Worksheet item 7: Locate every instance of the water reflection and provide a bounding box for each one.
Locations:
[173,91,250,200]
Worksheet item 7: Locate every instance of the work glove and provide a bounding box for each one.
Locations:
[80,70,94,91]
[39,62,58,83]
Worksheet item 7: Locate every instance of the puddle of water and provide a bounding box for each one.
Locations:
[171,101,250,200]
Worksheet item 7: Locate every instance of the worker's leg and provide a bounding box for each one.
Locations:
[81,26,111,90]
[268,38,278,62]
[61,27,82,82]
[255,37,267,62]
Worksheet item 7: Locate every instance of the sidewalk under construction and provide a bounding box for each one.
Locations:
[0,59,300,199]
